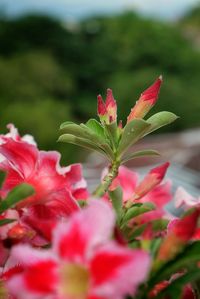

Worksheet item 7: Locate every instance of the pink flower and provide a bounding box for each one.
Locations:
[127,76,162,122]
[0,125,89,243]
[110,164,171,216]
[0,126,88,210]
[157,209,200,261]
[97,89,117,124]
[174,187,200,210]
[7,201,150,299]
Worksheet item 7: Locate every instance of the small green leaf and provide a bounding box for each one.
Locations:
[117,119,151,156]
[109,187,123,220]
[123,202,155,222]
[0,183,35,214]
[145,111,178,135]
[122,149,160,164]
[60,121,75,129]
[0,218,16,226]
[85,119,105,140]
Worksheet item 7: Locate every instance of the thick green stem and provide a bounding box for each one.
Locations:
[92,160,120,198]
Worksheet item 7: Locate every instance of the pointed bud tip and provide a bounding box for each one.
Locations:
[106,88,116,106]
[150,162,170,180]
[97,94,106,115]
[142,76,163,104]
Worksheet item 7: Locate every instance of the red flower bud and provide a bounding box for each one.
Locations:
[157,209,200,261]
[97,89,117,124]
[132,162,169,200]
[127,76,162,122]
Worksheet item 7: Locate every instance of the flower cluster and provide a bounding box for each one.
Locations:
[0,78,199,299]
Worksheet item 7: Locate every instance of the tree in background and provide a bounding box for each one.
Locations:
[0,10,200,161]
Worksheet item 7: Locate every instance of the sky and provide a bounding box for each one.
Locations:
[0,0,199,21]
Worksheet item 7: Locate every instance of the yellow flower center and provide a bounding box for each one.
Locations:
[59,263,90,299]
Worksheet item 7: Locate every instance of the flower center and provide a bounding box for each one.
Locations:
[60,263,90,299]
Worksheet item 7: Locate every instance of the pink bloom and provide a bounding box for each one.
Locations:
[0,125,89,243]
[97,89,117,124]
[109,164,171,217]
[157,209,200,261]
[132,162,170,201]
[0,127,88,210]
[7,201,150,299]
[127,76,162,122]
[0,124,37,149]
[174,187,200,210]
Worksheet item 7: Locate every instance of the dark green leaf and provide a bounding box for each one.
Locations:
[0,218,16,226]
[154,268,200,299]
[0,183,35,214]
[0,172,6,189]
[149,242,200,287]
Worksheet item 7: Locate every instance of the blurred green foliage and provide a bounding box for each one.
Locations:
[0,8,199,162]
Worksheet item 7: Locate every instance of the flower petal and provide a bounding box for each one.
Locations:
[90,244,151,298]
[53,200,115,262]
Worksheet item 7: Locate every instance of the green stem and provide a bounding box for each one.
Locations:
[92,160,120,198]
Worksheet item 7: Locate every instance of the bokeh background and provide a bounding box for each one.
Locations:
[0,0,200,180]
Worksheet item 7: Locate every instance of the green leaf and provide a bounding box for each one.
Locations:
[77,200,88,208]
[145,111,178,135]
[129,223,148,240]
[58,134,111,159]
[81,123,114,158]
[60,123,87,138]
[108,187,123,221]
[121,149,160,164]
[60,120,115,160]
[151,219,169,232]
[123,202,155,222]
[61,120,106,145]
[117,119,151,156]
[149,241,200,287]
[0,172,6,189]
[154,269,200,299]
[85,119,105,140]
[60,121,75,129]
[0,218,16,226]
[104,122,119,150]
[0,183,35,214]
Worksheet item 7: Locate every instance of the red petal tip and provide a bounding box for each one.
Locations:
[106,88,115,107]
